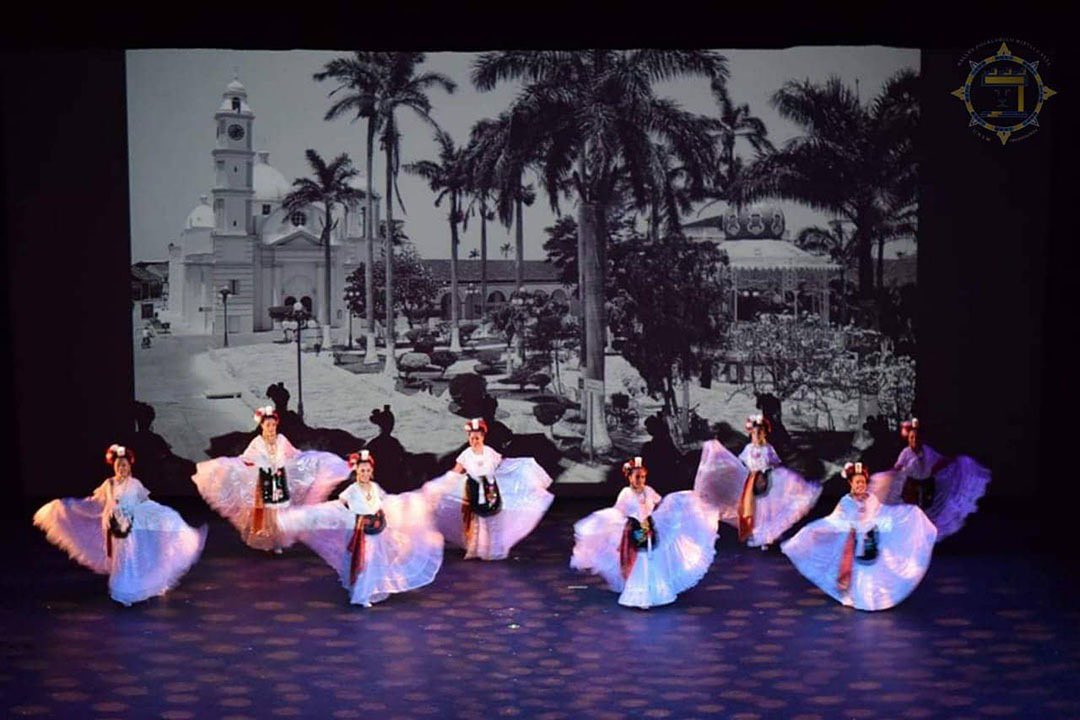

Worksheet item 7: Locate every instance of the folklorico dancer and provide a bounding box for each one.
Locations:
[570,457,718,609]
[191,406,348,552]
[33,445,207,606]
[692,414,821,548]
[421,418,554,560]
[868,417,991,541]
[276,450,443,607]
[782,461,937,611]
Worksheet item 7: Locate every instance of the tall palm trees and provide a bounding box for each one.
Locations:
[373,53,455,376]
[795,219,855,323]
[405,129,468,352]
[314,52,387,364]
[461,155,496,319]
[694,81,774,220]
[281,149,363,347]
[734,70,918,299]
[466,112,536,296]
[473,50,727,453]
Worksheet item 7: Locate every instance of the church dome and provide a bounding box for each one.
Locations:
[722,203,786,240]
[253,151,291,202]
[185,195,214,230]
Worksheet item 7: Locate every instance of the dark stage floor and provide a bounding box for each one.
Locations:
[2,499,1078,719]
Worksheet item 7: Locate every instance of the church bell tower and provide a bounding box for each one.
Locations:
[210,76,257,335]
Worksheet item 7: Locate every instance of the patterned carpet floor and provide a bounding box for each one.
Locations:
[2,498,1078,719]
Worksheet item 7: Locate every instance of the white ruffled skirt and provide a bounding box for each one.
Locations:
[692,443,821,547]
[869,455,990,541]
[191,451,348,550]
[781,504,937,611]
[277,493,443,606]
[33,497,207,606]
[745,467,823,547]
[570,491,717,609]
[421,458,554,560]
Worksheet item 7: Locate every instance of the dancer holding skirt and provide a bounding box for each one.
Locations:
[782,461,937,611]
[34,444,207,606]
[192,406,348,552]
[422,418,554,560]
[571,457,717,609]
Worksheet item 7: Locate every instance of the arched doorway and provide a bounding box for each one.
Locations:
[300,296,313,314]
[464,291,482,320]
[284,295,297,308]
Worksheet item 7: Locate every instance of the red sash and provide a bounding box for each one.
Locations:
[838,527,856,591]
[737,471,759,542]
[252,482,266,534]
[461,478,476,547]
[618,522,638,580]
[347,516,369,586]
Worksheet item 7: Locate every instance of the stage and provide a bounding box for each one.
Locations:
[3,498,1077,719]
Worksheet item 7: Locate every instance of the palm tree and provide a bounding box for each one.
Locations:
[643,139,714,242]
[282,149,363,347]
[468,248,480,259]
[499,242,512,259]
[473,50,727,454]
[314,52,389,364]
[373,53,456,376]
[462,128,497,321]
[733,70,919,300]
[795,219,856,323]
[404,129,468,352]
[695,81,774,221]
[466,112,537,294]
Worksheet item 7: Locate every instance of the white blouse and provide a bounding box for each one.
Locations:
[615,486,662,522]
[241,434,298,471]
[830,493,881,529]
[456,445,502,479]
[93,477,150,534]
[894,445,946,479]
[739,443,782,473]
[339,482,384,516]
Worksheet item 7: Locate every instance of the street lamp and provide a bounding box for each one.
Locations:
[291,301,310,421]
[219,286,233,347]
[344,286,359,350]
[511,294,527,364]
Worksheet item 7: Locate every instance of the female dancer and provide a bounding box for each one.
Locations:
[869,417,991,541]
[570,457,717,609]
[192,406,348,552]
[692,414,821,548]
[422,418,554,560]
[34,444,207,606]
[782,461,937,611]
[276,450,443,607]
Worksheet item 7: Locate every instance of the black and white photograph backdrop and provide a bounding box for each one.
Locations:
[126,47,919,497]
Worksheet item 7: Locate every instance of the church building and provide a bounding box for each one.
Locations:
[166,77,379,336]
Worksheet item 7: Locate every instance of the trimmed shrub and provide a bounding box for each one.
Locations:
[533,402,566,428]
[430,350,458,376]
[449,373,487,416]
[529,373,551,394]
[399,352,431,379]
[478,349,504,366]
